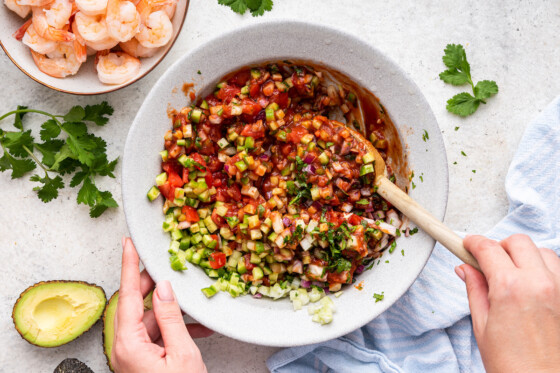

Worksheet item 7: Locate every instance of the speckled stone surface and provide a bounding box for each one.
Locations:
[1,1,558,372]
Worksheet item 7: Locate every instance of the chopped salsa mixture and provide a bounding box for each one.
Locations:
[147,62,405,323]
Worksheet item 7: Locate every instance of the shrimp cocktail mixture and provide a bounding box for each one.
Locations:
[6,0,178,84]
[147,63,406,324]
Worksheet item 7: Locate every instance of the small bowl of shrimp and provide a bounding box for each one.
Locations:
[0,0,189,94]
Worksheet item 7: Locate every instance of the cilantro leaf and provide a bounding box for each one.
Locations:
[439,69,469,86]
[83,101,114,126]
[474,80,499,100]
[251,0,272,16]
[2,130,34,157]
[63,106,86,122]
[446,92,481,117]
[63,123,97,166]
[13,105,28,130]
[89,191,118,218]
[30,174,64,202]
[440,44,498,117]
[0,153,36,178]
[442,44,466,69]
[70,170,88,187]
[77,177,98,206]
[218,0,247,14]
[40,119,61,141]
[35,139,64,168]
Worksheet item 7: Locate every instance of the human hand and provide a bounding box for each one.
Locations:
[112,237,211,373]
[456,234,560,373]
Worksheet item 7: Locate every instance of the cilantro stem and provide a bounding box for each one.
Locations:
[0,109,62,124]
[22,144,50,176]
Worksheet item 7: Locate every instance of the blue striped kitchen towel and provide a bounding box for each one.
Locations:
[267,95,560,373]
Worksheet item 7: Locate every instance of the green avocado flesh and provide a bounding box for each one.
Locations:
[103,290,153,371]
[12,281,106,348]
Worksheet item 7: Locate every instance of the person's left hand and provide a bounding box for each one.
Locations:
[111,237,212,373]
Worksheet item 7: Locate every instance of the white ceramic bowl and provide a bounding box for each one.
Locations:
[123,20,448,347]
[0,0,189,95]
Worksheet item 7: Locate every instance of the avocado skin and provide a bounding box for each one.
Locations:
[53,358,94,373]
[12,280,107,348]
[102,291,119,372]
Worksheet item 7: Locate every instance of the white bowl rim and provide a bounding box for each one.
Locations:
[123,19,449,347]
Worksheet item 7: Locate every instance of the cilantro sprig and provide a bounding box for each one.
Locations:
[218,0,273,16]
[439,44,498,117]
[0,103,118,217]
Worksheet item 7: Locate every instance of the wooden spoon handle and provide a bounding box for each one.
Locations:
[376,177,481,271]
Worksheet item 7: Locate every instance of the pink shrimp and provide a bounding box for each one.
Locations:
[119,37,157,58]
[31,41,85,78]
[32,5,75,42]
[4,0,31,18]
[105,0,140,42]
[95,50,141,84]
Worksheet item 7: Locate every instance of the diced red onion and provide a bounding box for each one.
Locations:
[303,165,316,174]
[224,164,230,173]
[375,210,385,219]
[364,206,374,212]
[300,280,311,288]
[283,217,292,227]
[323,288,330,294]
[360,188,372,197]
[255,110,266,122]
[177,221,191,230]
[311,281,325,287]
[355,264,365,274]
[260,154,270,161]
[311,201,323,211]
[303,153,317,164]
[265,191,273,199]
[253,293,263,299]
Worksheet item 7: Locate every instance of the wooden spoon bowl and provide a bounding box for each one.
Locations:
[337,122,481,270]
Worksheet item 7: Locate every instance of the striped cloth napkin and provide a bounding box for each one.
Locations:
[267,96,560,373]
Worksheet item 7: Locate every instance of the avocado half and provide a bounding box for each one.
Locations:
[12,281,106,348]
[53,358,94,373]
[103,290,153,371]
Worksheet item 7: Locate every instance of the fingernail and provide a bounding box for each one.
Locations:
[157,281,175,302]
[121,236,126,248]
[455,266,466,282]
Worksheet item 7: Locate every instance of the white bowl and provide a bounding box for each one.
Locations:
[122,20,448,347]
[0,0,189,95]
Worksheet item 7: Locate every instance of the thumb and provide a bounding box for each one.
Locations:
[456,264,490,338]
[152,281,196,357]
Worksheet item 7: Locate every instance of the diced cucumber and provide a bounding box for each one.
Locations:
[252,267,264,280]
[155,172,167,186]
[203,216,218,233]
[360,164,374,176]
[362,152,375,164]
[191,109,202,123]
[147,186,160,201]
[318,152,329,165]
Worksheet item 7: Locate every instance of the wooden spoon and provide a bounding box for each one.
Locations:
[341,124,481,270]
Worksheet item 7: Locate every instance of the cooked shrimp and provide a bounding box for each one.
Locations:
[32,6,74,41]
[75,0,107,15]
[119,37,157,58]
[22,23,58,54]
[136,10,172,48]
[42,0,73,29]
[136,0,174,20]
[96,51,140,84]
[73,11,119,50]
[4,0,31,18]
[31,41,84,78]
[105,0,140,42]
[16,0,53,6]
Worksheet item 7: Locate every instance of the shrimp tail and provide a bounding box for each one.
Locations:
[13,19,33,40]
[74,40,87,63]
[47,27,75,42]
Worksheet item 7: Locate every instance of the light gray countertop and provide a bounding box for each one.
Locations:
[1,1,558,372]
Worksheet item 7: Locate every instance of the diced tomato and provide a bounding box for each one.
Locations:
[167,171,184,188]
[287,126,309,143]
[190,153,207,171]
[244,254,255,271]
[181,206,200,222]
[249,83,261,98]
[240,120,266,139]
[348,214,362,226]
[240,98,262,117]
[217,84,241,103]
[162,161,182,175]
[262,276,270,286]
[211,209,227,228]
[209,252,226,269]
[229,70,251,86]
[327,270,350,284]
[182,167,189,183]
[269,90,289,108]
[206,156,222,172]
[158,183,175,201]
[204,172,213,187]
[227,184,242,201]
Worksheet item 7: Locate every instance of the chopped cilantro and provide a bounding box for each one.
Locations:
[373,292,384,302]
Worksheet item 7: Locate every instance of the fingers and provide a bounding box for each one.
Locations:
[187,323,214,338]
[539,248,560,273]
[500,234,544,268]
[117,237,145,334]
[140,270,155,298]
[142,309,160,342]
[456,264,490,338]
[464,235,515,281]
[152,280,196,358]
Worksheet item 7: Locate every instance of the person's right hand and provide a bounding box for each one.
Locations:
[112,237,209,373]
[456,234,560,373]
